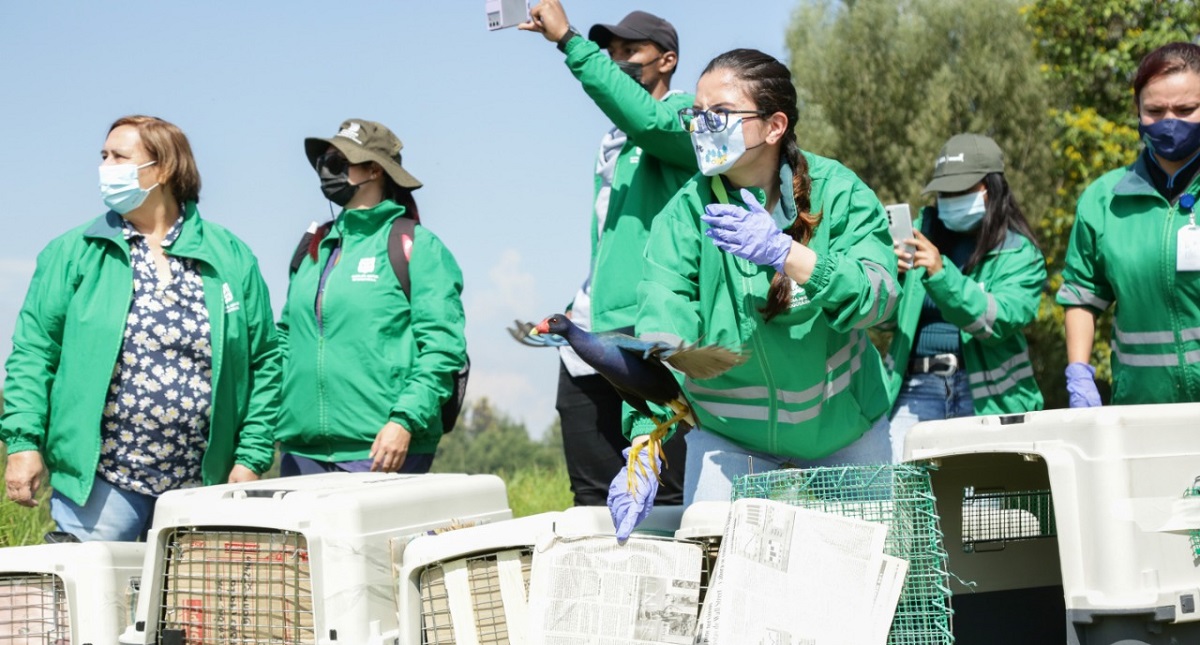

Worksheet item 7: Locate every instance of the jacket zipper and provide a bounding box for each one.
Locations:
[1162,200,1186,399]
[315,241,339,459]
[741,259,778,453]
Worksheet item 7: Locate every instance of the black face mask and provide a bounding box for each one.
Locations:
[615,55,660,89]
[318,156,358,206]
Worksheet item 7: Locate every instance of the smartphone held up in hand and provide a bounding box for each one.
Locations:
[885,203,916,258]
[486,0,530,30]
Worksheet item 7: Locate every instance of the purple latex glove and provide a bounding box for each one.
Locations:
[701,188,792,272]
[1065,362,1102,408]
[607,446,661,541]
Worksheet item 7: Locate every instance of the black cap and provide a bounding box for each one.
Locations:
[589,11,678,55]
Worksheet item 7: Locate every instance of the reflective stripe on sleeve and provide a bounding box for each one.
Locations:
[962,294,998,340]
[1056,283,1111,310]
[855,260,898,329]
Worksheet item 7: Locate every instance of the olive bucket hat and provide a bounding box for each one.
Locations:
[304,119,422,189]
[923,133,1004,194]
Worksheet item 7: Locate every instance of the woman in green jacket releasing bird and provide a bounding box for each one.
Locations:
[607,49,899,538]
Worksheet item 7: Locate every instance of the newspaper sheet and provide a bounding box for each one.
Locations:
[527,535,702,645]
[869,555,909,643]
[696,498,899,645]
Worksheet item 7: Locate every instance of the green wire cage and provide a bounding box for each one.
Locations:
[1185,477,1200,562]
[732,464,954,645]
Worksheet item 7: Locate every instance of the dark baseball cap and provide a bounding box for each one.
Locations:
[589,10,679,55]
[923,134,1005,194]
[305,118,422,189]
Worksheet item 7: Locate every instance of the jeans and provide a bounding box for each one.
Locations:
[683,414,892,505]
[50,476,157,542]
[556,363,685,506]
[888,370,974,463]
[279,452,435,476]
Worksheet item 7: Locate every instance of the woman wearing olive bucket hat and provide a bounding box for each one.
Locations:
[276,119,467,475]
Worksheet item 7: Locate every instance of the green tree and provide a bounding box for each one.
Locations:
[431,398,565,475]
[787,0,1057,214]
[1028,0,1199,122]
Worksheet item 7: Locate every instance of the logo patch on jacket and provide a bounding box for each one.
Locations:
[789,279,810,309]
[222,283,241,314]
[353,257,379,283]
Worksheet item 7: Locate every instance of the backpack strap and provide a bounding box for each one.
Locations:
[289,222,321,275]
[388,216,417,297]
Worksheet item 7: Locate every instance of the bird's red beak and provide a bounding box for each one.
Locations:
[534,319,550,334]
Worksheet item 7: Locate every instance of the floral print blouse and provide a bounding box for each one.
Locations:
[98,218,212,496]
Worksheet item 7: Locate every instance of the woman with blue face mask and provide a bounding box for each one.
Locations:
[0,115,280,541]
[1058,42,1200,407]
[606,49,899,536]
[883,134,1046,463]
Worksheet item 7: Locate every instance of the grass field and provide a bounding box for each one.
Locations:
[0,461,573,546]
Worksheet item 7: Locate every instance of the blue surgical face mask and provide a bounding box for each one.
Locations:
[99,161,158,215]
[691,116,748,177]
[936,190,987,232]
[1139,119,1200,162]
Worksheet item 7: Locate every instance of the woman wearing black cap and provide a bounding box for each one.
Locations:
[883,134,1045,462]
[276,119,467,475]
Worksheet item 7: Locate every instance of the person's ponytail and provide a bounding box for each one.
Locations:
[760,138,821,321]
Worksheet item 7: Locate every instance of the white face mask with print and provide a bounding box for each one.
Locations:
[691,116,749,177]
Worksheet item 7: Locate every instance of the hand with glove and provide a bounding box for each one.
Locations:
[607,445,661,541]
[1065,362,1102,408]
[701,188,793,273]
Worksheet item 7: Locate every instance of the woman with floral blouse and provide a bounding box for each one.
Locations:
[0,115,280,541]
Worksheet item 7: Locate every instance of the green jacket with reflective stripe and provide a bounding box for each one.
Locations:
[0,206,280,505]
[1057,152,1200,404]
[563,36,697,332]
[630,155,898,460]
[884,211,1045,414]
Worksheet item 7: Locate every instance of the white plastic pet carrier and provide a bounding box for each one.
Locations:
[118,472,511,645]
[555,505,687,538]
[904,402,1200,645]
[673,502,731,609]
[394,512,564,645]
[0,541,144,645]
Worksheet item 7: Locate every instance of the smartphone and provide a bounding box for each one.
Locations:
[885,203,916,258]
[486,0,529,30]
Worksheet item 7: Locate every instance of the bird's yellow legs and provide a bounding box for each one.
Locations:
[626,400,689,492]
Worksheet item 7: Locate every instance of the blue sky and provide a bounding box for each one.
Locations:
[0,1,798,437]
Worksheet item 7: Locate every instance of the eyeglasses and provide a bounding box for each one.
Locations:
[678,107,769,133]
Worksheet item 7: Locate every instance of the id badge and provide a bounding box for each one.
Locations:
[1178,225,1200,271]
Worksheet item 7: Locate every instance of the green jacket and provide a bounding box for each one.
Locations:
[885,211,1045,414]
[277,200,466,459]
[563,35,697,332]
[631,156,899,459]
[1057,152,1200,404]
[0,206,279,505]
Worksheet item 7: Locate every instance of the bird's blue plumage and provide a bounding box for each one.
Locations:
[540,315,682,418]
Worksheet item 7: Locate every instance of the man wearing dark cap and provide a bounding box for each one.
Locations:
[520,1,694,507]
